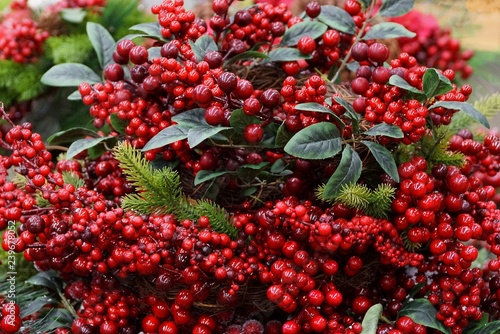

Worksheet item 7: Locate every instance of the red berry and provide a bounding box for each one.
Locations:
[244,124,264,144]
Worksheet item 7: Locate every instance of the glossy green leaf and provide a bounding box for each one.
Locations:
[190,35,218,62]
[295,102,344,128]
[129,22,166,40]
[388,75,422,94]
[20,296,55,319]
[67,90,82,100]
[26,271,62,292]
[109,113,128,134]
[268,48,313,62]
[284,122,342,159]
[229,108,260,132]
[148,46,162,60]
[270,159,287,173]
[360,303,383,334]
[322,145,362,199]
[142,125,188,151]
[187,125,230,148]
[363,22,416,40]
[423,68,453,98]
[280,21,328,46]
[171,108,207,127]
[194,170,233,186]
[399,299,451,334]
[41,63,101,87]
[333,96,360,132]
[361,140,399,182]
[363,123,404,138]
[318,5,357,35]
[465,315,499,334]
[430,101,490,128]
[60,8,86,23]
[379,0,414,17]
[86,22,115,68]
[67,137,115,160]
[34,308,75,333]
[275,123,293,147]
[47,127,99,145]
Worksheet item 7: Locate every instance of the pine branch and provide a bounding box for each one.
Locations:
[45,35,94,64]
[335,183,371,210]
[366,183,396,218]
[115,143,238,238]
[62,171,85,189]
[419,126,465,169]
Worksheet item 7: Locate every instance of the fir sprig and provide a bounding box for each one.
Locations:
[114,143,238,238]
[45,34,94,64]
[449,93,500,133]
[420,126,465,169]
[365,183,396,218]
[336,183,371,211]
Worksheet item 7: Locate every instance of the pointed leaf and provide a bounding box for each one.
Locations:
[171,108,207,127]
[47,127,99,145]
[67,90,82,100]
[194,170,233,186]
[318,5,357,35]
[322,145,362,199]
[280,21,328,46]
[60,8,86,23]
[430,101,490,128]
[26,271,62,292]
[229,108,260,132]
[142,126,188,151]
[388,75,421,94]
[238,162,269,170]
[190,35,218,62]
[34,308,75,333]
[268,48,313,62]
[67,137,115,160]
[187,125,230,148]
[275,123,293,147]
[284,122,342,159]
[295,103,345,128]
[334,96,360,132]
[109,113,128,134]
[363,22,416,40]
[360,303,383,334]
[20,296,56,319]
[399,299,451,334]
[86,22,115,69]
[361,140,399,182]
[379,0,414,17]
[270,159,287,174]
[41,63,101,87]
[364,123,404,138]
[423,68,453,98]
[129,22,166,40]
[148,47,162,60]
[466,317,500,334]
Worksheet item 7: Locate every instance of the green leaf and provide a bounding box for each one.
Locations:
[465,315,498,334]
[171,108,207,127]
[20,296,55,319]
[26,271,62,292]
[224,51,269,65]
[388,75,426,100]
[238,162,269,171]
[275,123,293,147]
[399,299,451,334]
[363,123,404,138]
[148,46,162,60]
[60,8,86,23]
[361,140,399,182]
[280,21,328,46]
[360,303,383,334]
[47,127,99,145]
[295,102,345,128]
[187,125,230,148]
[318,5,357,35]
[142,125,188,151]
[379,0,414,17]
[284,122,342,159]
[422,68,453,98]
[363,22,416,40]
[194,170,232,186]
[67,137,115,160]
[86,22,115,69]
[110,113,128,134]
[229,108,260,132]
[333,96,360,132]
[270,159,287,173]
[190,35,218,62]
[359,0,372,8]
[322,145,362,199]
[430,101,490,129]
[67,90,82,100]
[268,48,313,62]
[41,63,101,87]
[33,308,75,333]
[129,22,166,40]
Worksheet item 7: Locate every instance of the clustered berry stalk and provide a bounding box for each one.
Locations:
[0,0,499,333]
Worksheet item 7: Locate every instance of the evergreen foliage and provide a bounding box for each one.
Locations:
[0,60,46,105]
[114,142,238,238]
[45,34,94,64]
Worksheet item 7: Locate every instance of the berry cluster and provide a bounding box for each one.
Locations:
[0,302,21,334]
[1,0,500,333]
